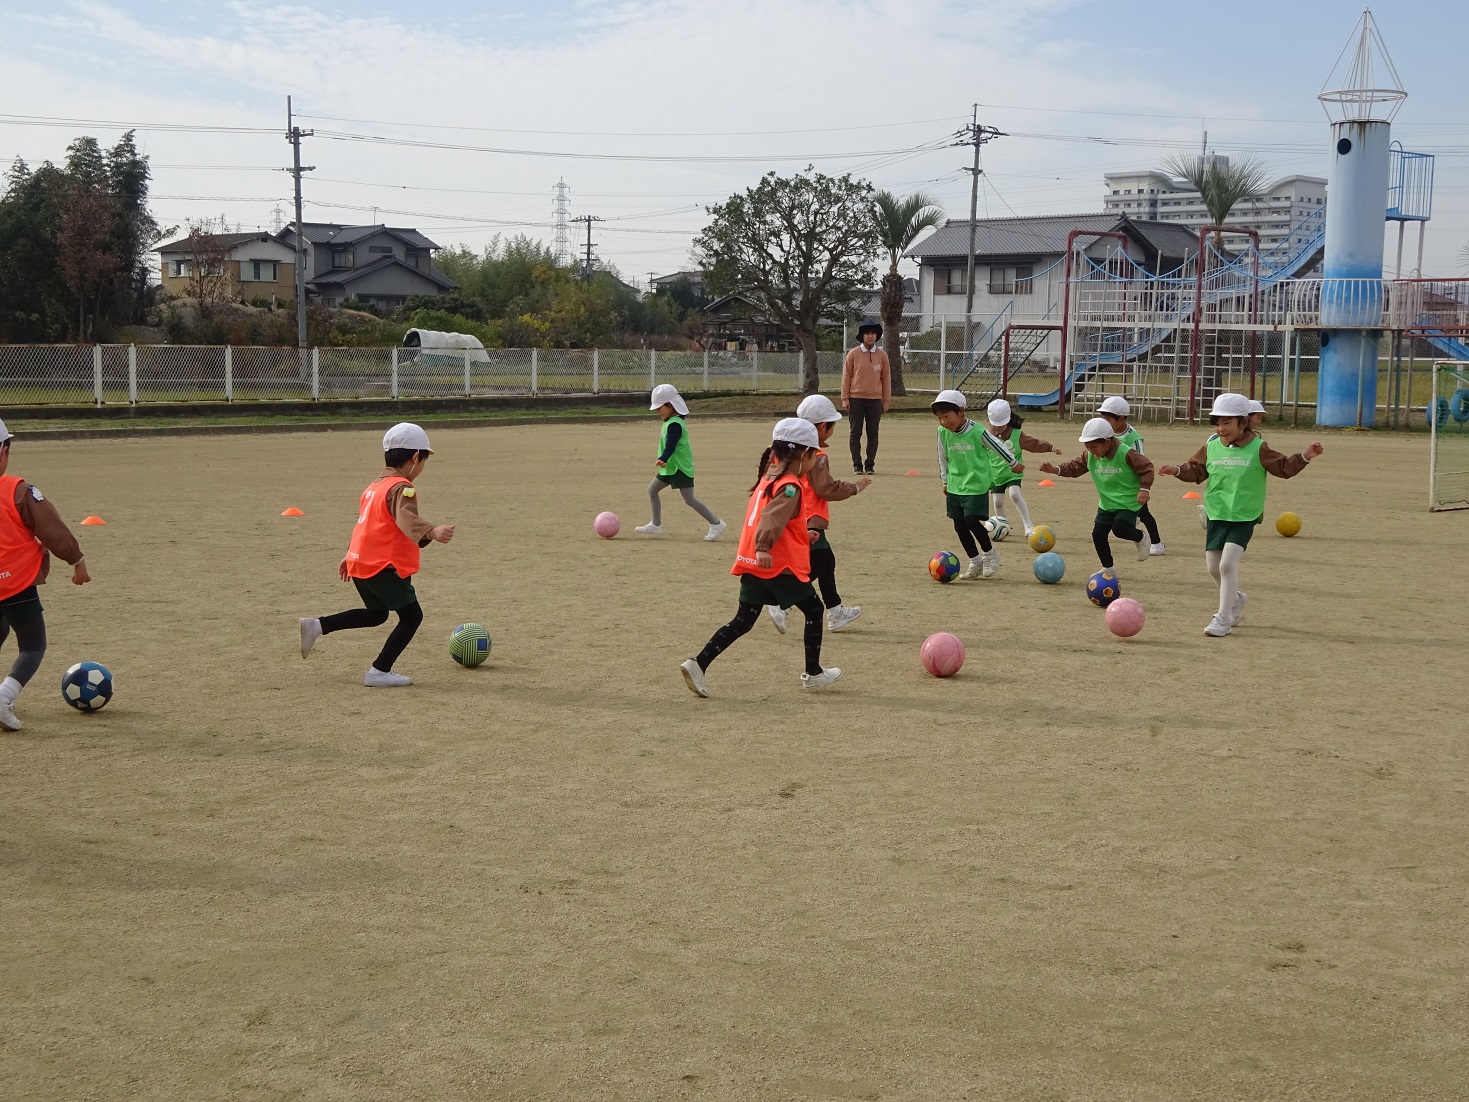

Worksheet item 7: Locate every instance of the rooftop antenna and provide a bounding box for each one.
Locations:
[1318,8,1406,122]
[553,179,571,267]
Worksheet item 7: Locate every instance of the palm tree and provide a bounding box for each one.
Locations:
[1161,154,1270,253]
[873,190,944,395]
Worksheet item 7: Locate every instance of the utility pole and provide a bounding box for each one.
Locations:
[952,106,1005,361]
[570,214,604,282]
[286,96,315,349]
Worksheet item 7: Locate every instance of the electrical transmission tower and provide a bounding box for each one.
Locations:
[270,204,285,234]
[570,214,604,281]
[553,179,571,267]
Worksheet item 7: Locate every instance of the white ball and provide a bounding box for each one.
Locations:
[986,516,1011,541]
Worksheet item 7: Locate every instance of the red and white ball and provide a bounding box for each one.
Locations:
[920,632,966,677]
[594,511,621,539]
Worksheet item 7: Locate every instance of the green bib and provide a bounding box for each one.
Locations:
[659,415,694,478]
[1117,426,1144,454]
[989,427,1023,483]
[939,423,995,496]
[1204,436,1266,521]
[1087,441,1141,511]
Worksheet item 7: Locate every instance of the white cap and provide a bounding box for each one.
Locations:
[383,422,433,454]
[1079,417,1115,442]
[0,419,12,444]
[986,398,1011,427]
[1247,399,1266,414]
[796,394,842,424]
[772,417,820,449]
[1098,396,1131,417]
[1209,393,1252,418]
[932,389,967,409]
[650,383,689,416]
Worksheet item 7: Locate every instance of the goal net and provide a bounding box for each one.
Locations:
[1431,361,1469,511]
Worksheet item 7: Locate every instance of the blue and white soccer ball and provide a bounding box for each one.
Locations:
[985,516,1011,542]
[62,661,113,712]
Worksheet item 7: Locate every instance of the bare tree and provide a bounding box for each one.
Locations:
[56,185,120,340]
[183,217,234,317]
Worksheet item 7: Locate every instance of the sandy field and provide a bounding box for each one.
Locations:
[1,414,1465,1101]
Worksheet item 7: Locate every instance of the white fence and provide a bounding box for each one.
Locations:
[0,345,849,406]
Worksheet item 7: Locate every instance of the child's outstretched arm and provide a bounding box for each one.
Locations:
[1158,444,1209,482]
[1037,454,1089,478]
[809,453,869,502]
[1020,431,1063,457]
[1259,440,1323,477]
[390,484,454,545]
[16,481,89,584]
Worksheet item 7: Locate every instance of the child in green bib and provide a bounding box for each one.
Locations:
[635,383,727,541]
[983,398,1060,537]
[1039,417,1154,570]
[1158,393,1323,637]
[1097,395,1166,556]
[931,389,1020,579]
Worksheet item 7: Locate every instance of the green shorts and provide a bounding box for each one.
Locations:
[992,477,1022,493]
[352,567,419,611]
[1205,519,1258,551]
[1094,508,1139,528]
[946,492,991,521]
[809,528,831,552]
[738,572,815,610]
[657,470,695,490]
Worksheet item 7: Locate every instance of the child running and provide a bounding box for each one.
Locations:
[635,383,726,541]
[0,419,91,731]
[1157,393,1323,637]
[1097,396,1167,556]
[680,419,841,697]
[766,394,871,635]
[1038,417,1155,570]
[299,423,455,686]
[932,389,1020,579]
[983,398,1061,538]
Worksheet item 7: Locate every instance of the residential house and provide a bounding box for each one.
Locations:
[155,231,298,302]
[274,222,457,310]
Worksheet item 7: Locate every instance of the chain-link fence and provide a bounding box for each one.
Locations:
[0,345,855,407]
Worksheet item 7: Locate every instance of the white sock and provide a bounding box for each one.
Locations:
[1210,544,1244,619]
[0,676,21,705]
[1007,485,1034,530]
[969,555,983,566]
[989,492,1006,522]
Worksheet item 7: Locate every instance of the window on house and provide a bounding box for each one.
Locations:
[368,245,394,255]
[988,265,1033,295]
[942,268,967,295]
[167,259,190,278]
[332,249,355,268]
[239,260,278,282]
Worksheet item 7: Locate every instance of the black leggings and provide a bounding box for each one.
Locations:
[697,598,824,676]
[0,613,47,687]
[952,515,993,559]
[811,546,840,609]
[320,602,424,673]
[1137,502,1161,544]
[1091,517,1143,569]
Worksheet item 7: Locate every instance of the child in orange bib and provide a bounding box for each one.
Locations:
[0,419,91,731]
[299,423,455,686]
[680,419,842,697]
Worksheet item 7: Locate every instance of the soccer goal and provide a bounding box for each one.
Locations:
[1430,361,1469,511]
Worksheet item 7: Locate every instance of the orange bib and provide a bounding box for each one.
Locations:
[732,473,810,581]
[345,475,421,579]
[0,476,45,600]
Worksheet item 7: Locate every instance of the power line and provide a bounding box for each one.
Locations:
[295,112,968,138]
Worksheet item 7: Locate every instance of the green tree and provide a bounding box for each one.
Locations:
[0,159,68,340]
[1161,154,1269,252]
[697,168,881,393]
[873,190,943,396]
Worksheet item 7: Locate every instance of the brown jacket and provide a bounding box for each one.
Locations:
[841,345,891,404]
[1055,442,1155,489]
[753,481,802,553]
[376,471,438,544]
[805,453,860,530]
[10,480,84,586]
[1172,432,1311,482]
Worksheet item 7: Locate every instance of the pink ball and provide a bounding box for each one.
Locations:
[594,511,621,539]
[1104,597,1146,638]
[920,632,966,678]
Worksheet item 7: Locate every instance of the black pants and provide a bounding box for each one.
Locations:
[847,398,883,470]
[1091,517,1143,568]
[696,598,825,676]
[1137,502,1161,544]
[811,546,840,609]
[320,602,424,672]
[953,516,993,559]
[0,592,47,687]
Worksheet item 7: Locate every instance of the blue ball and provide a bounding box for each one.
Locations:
[61,661,113,712]
[1086,570,1121,608]
[1032,551,1065,584]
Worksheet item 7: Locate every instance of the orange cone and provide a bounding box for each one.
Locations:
[1038,479,1056,487]
[81,516,106,526]
[1182,491,1201,500]
[906,470,920,477]
[281,507,305,517]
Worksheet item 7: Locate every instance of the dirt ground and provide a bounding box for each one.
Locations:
[2,415,1465,1101]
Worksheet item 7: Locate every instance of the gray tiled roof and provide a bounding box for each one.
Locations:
[154,231,277,253]
[285,223,441,250]
[307,255,457,291]
[906,213,1118,260]
[1118,218,1200,258]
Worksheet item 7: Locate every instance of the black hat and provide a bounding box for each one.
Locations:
[857,321,883,338]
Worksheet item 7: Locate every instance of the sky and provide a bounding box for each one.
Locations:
[2,0,1466,283]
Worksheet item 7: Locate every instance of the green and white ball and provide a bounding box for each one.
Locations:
[985,516,1011,542]
[448,623,492,667]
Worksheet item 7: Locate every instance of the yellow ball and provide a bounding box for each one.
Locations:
[1276,511,1302,537]
[1028,524,1056,553]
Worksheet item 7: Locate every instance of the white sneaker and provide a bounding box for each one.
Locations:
[767,605,788,634]
[680,658,709,697]
[800,667,843,690]
[1230,591,1249,626]
[1149,543,1167,557]
[364,668,413,687]
[981,550,999,578]
[827,605,862,632]
[1135,537,1150,561]
[0,698,21,731]
[299,617,323,659]
[703,520,728,542]
[1024,526,1035,538]
[634,522,663,536]
[960,559,983,580]
[1203,615,1233,638]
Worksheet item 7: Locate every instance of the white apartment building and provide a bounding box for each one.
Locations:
[1103,159,1326,253]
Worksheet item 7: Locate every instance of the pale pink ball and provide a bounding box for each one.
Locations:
[594,511,621,539]
[920,632,966,678]
[1104,597,1146,638]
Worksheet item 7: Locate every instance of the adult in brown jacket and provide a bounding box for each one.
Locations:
[841,321,890,474]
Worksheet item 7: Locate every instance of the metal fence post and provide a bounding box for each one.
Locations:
[752,348,759,391]
[649,348,657,389]
[391,347,399,399]
[311,347,319,400]
[592,348,599,394]
[939,319,947,390]
[703,348,710,392]
[463,349,471,397]
[224,345,233,402]
[530,347,538,395]
[127,344,137,404]
[92,345,102,406]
